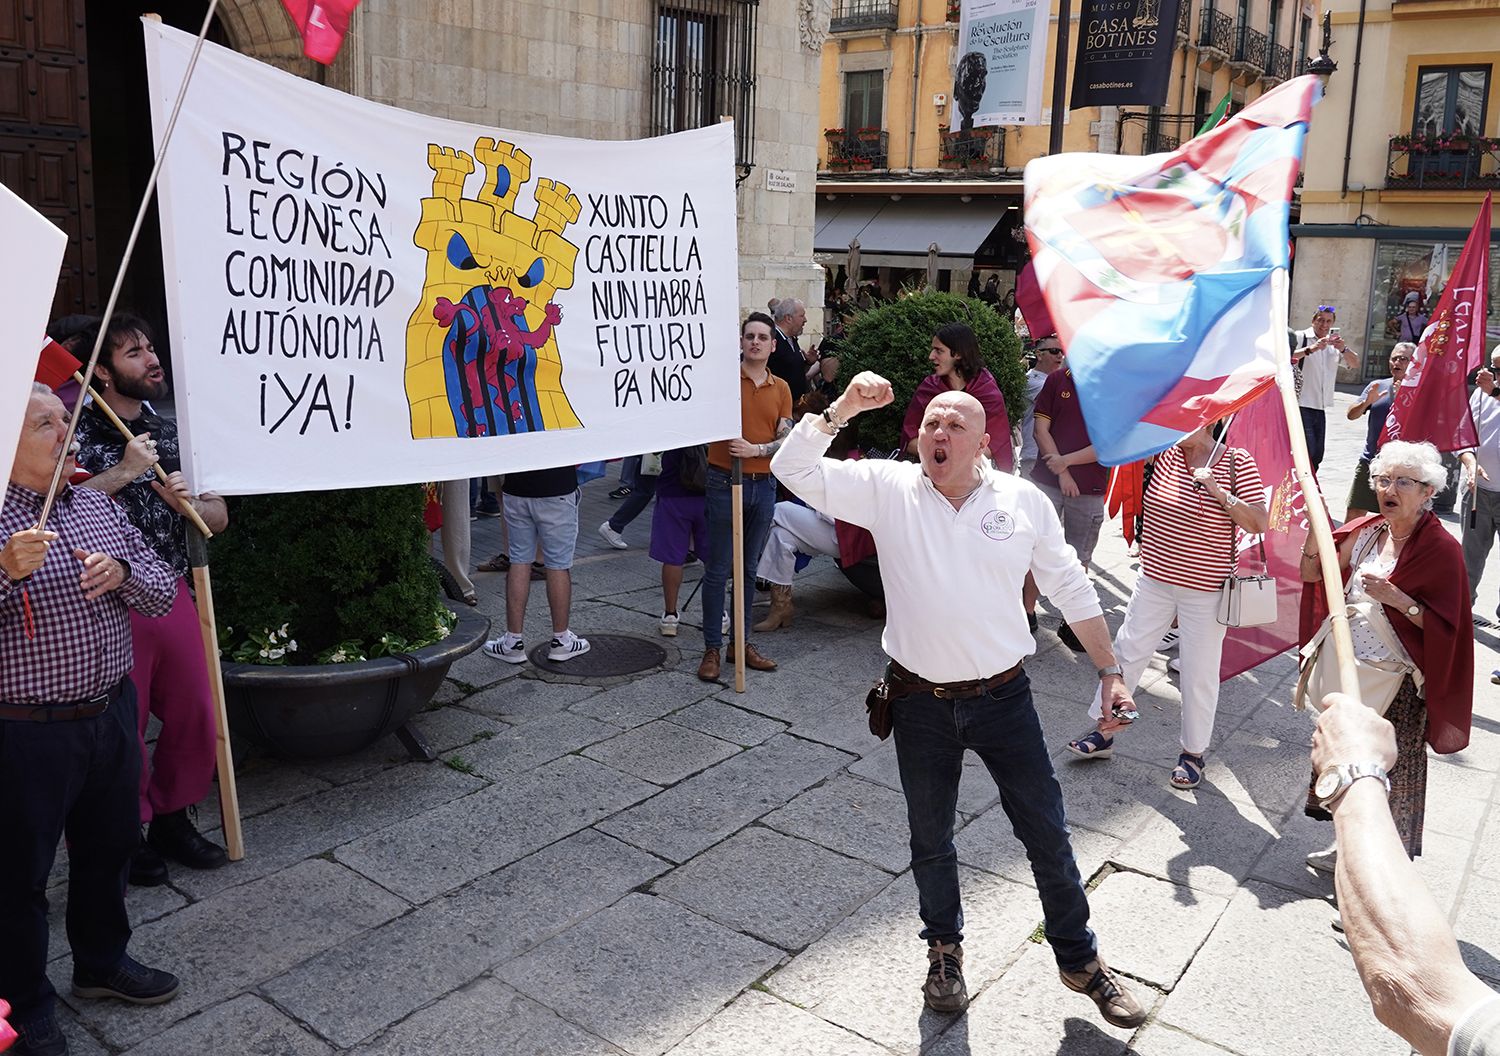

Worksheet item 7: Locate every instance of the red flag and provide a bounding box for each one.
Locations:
[1380,193,1491,452]
[281,0,360,64]
[1015,261,1054,339]
[1219,383,1312,680]
[1104,461,1144,547]
[34,339,81,389]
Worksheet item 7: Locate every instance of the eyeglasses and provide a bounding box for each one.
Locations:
[1035,346,1063,355]
[1372,475,1424,491]
[1389,355,1411,362]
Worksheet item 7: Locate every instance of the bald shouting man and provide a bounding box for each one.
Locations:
[772,373,1146,1029]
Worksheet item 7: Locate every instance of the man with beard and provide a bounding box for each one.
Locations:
[72,313,230,887]
[2,384,181,1056]
[771,373,1146,1029]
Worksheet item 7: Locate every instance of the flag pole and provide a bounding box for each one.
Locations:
[1270,269,1360,696]
[731,456,746,693]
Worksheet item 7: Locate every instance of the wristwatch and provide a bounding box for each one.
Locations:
[1314,761,1391,809]
[1405,602,1421,617]
[1097,664,1123,680]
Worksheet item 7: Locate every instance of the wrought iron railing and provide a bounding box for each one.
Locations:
[1198,8,1233,53]
[1146,131,1181,153]
[1177,0,1192,38]
[1386,137,1500,190]
[1233,24,1267,69]
[830,0,899,32]
[824,128,891,170]
[1269,43,1292,79]
[650,0,759,176]
[939,127,1004,171]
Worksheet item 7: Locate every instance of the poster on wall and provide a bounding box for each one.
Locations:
[954,0,1052,127]
[1069,0,1181,109]
[143,20,741,496]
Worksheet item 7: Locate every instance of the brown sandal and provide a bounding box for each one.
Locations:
[476,555,510,573]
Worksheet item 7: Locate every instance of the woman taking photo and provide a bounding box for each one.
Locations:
[1065,422,1267,789]
[898,322,1012,470]
[1299,440,1474,866]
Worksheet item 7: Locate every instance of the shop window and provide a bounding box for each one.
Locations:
[1362,239,1500,381]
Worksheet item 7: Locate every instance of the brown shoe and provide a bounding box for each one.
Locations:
[753,584,794,632]
[697,647,721,682]
[726,642,777,671]
[923,941,968,1012]
[1060,957,1147,1028]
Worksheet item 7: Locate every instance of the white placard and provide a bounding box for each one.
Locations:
[955,0,1053,126]
[765,169,796,193]
[144,20,743,495]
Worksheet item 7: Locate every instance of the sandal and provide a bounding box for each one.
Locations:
[477,555,510,573]
[1170,752,1205,789]
[461,591,479,607]
[1066,731,1114,759]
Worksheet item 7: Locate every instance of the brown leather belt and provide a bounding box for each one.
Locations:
[709,467,773,481]
[888,660,1024,700]
[0,680,124,723]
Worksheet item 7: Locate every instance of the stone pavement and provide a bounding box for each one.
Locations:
[44,391,1500,1055]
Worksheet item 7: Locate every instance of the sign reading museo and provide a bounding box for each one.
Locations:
[1069,0,1182,109]
[142,20,741,495]
[954,0,1051,127]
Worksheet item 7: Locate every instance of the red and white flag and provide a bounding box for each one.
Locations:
[281,0,360,64]
[1380,192,1491,451]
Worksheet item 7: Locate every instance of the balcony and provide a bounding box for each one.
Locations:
[824,128,891,172]
[1197,9,1233,63]
[1145,131,1181,153]
[939,127,1004,172]
[830,0,898,32]
[1267,43,1292,81]
[1231,24,1267,78]
[1176,0,1192,41]
[948,0,962,22]
[1386,135,1500,190]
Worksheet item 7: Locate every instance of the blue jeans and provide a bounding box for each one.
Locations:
[892,671,1097,970]
[619,455,641,489]
[608,472,658,533]
[702,469,775,649]
[1299,407,1326,472]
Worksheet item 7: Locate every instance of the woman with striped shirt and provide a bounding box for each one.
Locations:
[1064,423,1268,789]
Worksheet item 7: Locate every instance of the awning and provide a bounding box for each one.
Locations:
[813,198,1011,258]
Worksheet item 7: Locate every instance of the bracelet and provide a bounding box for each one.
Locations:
[757,444,767,458]
[822,407,849,431]
[1300,550,1317,560]
[1222,493,1242,508]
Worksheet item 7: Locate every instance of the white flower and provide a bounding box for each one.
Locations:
[278,623,289,637]
[258,648,269,658]
[330,649,347,663]
[267,647,285,659]
[287,640,298,651]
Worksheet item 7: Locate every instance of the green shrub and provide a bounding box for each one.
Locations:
[211,485,452,664]
[835,292,1026,454]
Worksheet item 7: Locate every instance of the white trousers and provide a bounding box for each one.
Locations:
[439,479,475,598]
[756,502,838,585]
[1089,574,1228,755]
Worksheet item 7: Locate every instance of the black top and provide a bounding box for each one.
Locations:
[503,466,577,498]
[73,404,189,577]
[769,327,809,401]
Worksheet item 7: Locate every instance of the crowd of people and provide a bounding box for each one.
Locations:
[3,291,1498,1055]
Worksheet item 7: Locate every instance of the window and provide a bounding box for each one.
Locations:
[1412,66,1490,137]
[1194,86,1212,131]
[844,70,884,130]
[1268,0,1281,51]
[651,2,759,175]
[1297,15,1311,73]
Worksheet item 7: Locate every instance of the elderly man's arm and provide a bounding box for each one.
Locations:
[108,508,179,616]
[1313,695,1498,1056]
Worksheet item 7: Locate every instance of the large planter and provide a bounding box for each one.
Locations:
[222,609,490,759]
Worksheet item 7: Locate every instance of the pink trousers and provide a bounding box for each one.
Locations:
[129,577,216,822]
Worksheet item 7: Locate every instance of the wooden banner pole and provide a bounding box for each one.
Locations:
[731,457,746,693]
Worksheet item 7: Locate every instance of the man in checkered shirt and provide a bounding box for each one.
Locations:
[0,384,181,1056]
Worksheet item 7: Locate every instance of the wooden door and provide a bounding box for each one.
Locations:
[0,0,95,317]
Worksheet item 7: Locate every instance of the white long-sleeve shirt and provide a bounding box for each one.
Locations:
[771,417,1103,682]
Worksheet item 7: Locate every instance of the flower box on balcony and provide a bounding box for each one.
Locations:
[825,128,847,142]
[851,157,874,170]
[856,127,883,142]
[828,157,852,172]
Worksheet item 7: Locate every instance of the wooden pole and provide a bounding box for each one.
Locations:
[731,456,746,693]
[1270,269,1361,696]
[186,530,243,860]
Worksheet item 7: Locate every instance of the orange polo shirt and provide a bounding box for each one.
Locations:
[708,366,792,475]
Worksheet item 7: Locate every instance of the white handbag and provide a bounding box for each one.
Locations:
[1214,454,1276,628]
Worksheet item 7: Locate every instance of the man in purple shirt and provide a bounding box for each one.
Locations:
[0,385,180,1056]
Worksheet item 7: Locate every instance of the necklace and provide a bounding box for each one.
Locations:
[1387,523,1414,543]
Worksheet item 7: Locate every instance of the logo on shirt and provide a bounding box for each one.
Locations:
[981,510,1015,540]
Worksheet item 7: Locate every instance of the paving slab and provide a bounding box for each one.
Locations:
[457,673,603,723]
[1204,725,1315,818]
[1456,871,1500,984]
[459,709,622,780]
[59,860,407,1050]
[924,943,1137,1056]
[1085,869,1230,990]
[1158,880,1410,1056]
[597,734,852,863]
[1424,758,1496,838]
[711,670,842,723]
[663,989,890,1056]
[765,867,1047,1053]
[1052,752,1174,839]
[1244,806,1340,901]
[784,698,888,757]
[172,760,487,900]
[265,829,665,1047]
[1130,1024,1246,1056]
[336,754,659,902]
[119,994,332,1056]
[956,809,1122,888]
[846,739,1000,818]
[665,698,788,746]
[497,893,782,1056]
[287,737,414,787]
[653,826,890,950]
[349,977,627,1055]
[570,669,719,729]
[1111,786,1280,899]
[582,719,742,785]
[199,760,333,822]
[762,774,915,873]
[404,704,508,754]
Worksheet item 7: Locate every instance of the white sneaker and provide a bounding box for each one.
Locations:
[598,520,628,549]
[1158,629,1180,652]
[721,612,731,635]
[659,613,679,637]
[1307,846,1337,874]
[483,635,527,664]
[547,632,592,662]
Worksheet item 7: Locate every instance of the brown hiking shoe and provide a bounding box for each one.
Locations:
[726,642,777,671]
[696,647,721,682]
[923,941,968,1012]
[1060,957,1146,1028]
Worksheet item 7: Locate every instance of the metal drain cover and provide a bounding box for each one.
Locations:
[527,633,669,678]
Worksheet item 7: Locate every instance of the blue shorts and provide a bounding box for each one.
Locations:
[503,491,580,570]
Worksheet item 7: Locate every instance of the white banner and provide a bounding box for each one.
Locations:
[955,0,1053,126]
[143,21,742,495]
[0,184,68,516]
